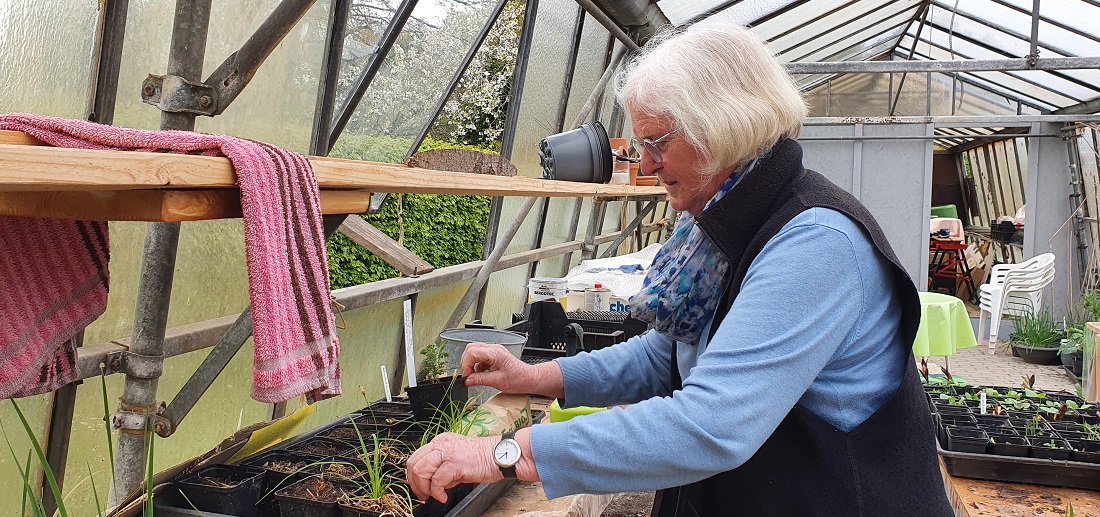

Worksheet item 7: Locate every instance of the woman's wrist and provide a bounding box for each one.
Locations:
[529,360,565,399]
[513,427,540,481]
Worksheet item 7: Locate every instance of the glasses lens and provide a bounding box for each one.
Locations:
[629,137,665,163]
[645,141,663,163]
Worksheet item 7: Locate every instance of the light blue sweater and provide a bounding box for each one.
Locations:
[529,207,906,499]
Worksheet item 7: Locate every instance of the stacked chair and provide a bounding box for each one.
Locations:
[976,253,1056,354]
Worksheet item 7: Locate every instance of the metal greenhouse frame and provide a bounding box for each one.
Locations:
[3,0,1099,514]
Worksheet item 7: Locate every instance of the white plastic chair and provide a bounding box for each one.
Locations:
[976,253,1056,354]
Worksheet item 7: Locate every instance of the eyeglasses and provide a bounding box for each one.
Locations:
[629,128,681,164]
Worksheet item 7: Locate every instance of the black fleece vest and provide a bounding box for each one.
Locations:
[652,139,952,517]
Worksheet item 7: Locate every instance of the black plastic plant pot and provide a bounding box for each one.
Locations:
[353,414,419,433]
[241,451,325,515]
[412,482,477,517]
[286,437,357,458]
[1012,344,1061,365]
[932,403,970,415]
[946,427,988,454]
[977,423,1015,437]
[406,375,470,422]
[1080,411,1100,425]
[1030,438,1073,460]
[274,476,354,517]
[987,434,1030,457]
[973,414,1010,426]
[939,413,977,427]
[1068,440,1100,463]
[361,399,413,416]
[175,464,266,517]
[1050,421,1086,433]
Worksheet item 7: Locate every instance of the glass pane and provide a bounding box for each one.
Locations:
[915,25,1097,102]
[899,35,1076,107]
[761,0,913,49]
[749,0,862,42]
[788,21,908,65]
[660,0,798,26]
[333,0,499,160]
[922,6,1100,89]
[0,1,97,117]
[998,0,1100,37]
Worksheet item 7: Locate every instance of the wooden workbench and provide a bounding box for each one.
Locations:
[941,461,1100,516]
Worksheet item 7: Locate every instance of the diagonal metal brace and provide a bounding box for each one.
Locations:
[158,308,252,436]
[599,200,659,258]
[141,74,218,116]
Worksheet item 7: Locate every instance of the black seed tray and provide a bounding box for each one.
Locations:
[938,443,1100,490]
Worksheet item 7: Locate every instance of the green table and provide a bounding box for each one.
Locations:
[914,291,977,357]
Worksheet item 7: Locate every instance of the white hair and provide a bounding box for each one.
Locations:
[616,22,807,176]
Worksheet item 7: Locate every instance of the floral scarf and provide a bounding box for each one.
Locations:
[629,160,759,344]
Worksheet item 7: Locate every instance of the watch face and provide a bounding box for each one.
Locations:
[495,439,521,467]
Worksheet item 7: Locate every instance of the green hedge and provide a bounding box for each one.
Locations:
[326,135,494,289]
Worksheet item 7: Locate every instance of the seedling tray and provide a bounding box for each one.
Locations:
[938,443,1100,491]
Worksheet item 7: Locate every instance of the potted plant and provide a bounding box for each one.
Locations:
[1010,307,1062,365]
[335,431,415,517]
[406,340,469,421]
[174,464,267,517]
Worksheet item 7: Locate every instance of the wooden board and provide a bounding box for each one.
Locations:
[941,461,1100,516]
[0,130,667,198]
[0,189,372,221]
[338,216,434,276]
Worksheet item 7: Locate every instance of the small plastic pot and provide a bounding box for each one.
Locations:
[175,464,266,517]
[241,450,325,515]
[1068,440,1100,463]
[1029,438,1073,460]
[946,427,988,454]
[987,434,1029,457]
[412,483,477,517]
[406,375,469,422]
[274,476,354,517]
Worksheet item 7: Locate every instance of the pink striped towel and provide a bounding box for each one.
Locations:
[0,113,341,403]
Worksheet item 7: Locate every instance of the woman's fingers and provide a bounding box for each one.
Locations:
[406,433,500,504]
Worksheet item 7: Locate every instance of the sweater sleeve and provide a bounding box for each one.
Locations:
[530,210,873,498]
[553,327,675,408]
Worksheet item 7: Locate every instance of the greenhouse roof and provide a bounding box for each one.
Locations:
[643,0,1100,114]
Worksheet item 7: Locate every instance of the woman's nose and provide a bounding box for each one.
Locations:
[639,154,659,176]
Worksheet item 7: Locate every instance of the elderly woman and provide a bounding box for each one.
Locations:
[407,22,952,516]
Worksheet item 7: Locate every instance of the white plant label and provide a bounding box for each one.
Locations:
[381,365,392,402]
[404,299,417,388]
[979,391,987,415]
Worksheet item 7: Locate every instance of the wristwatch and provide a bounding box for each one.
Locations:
[493,431,522,478]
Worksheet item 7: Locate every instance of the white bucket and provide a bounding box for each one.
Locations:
[527,277,568,304]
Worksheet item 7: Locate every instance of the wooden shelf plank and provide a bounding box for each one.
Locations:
[941,461,1099,516]
[0,189,372,222]
[0,130,667,198]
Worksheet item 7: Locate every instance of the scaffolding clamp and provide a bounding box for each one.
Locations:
[111,402,171,436]
[141,73,218,116]
[106,350,164,379]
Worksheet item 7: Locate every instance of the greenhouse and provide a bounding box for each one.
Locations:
[1,0,1099,515]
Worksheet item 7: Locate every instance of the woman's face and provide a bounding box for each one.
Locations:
[630,111,729,215]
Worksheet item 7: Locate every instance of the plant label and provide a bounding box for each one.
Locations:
[979,392,987,415]
[404,298,417,388]
[381,365,393,402]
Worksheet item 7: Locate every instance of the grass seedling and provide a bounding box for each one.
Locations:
[7,399,69,517]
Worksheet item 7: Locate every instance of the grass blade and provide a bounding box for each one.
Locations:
[2,420,47,517]
[89,463,103,517]
[99,365,115,480]
[144,427,155,517]
[10,400,67,517]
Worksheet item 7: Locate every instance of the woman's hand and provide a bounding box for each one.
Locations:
[460,342,565,398]
[406,428,538,503]
[406,433,500,503]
